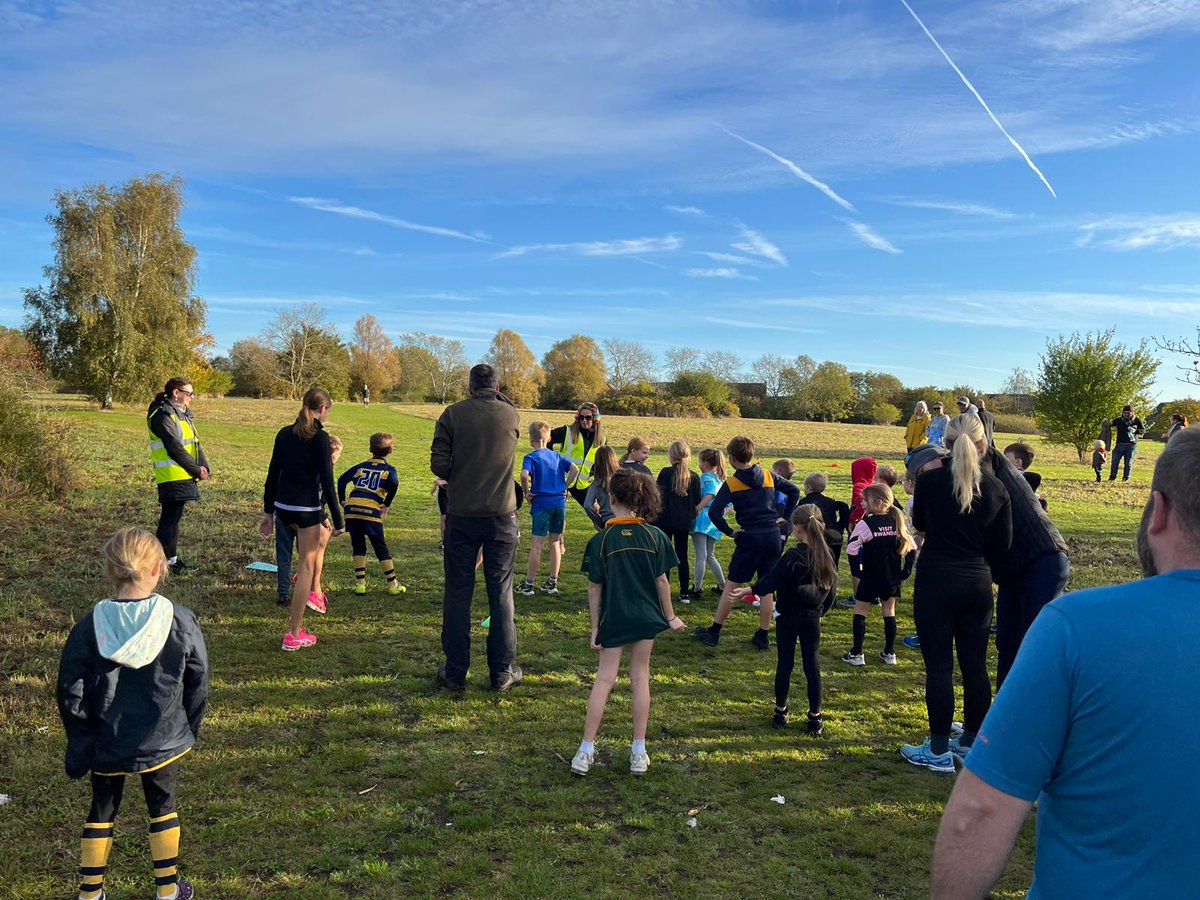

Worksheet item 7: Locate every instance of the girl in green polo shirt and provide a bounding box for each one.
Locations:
[571,469,687,777]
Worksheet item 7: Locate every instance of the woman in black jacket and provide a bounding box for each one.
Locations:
[656,441,702,600]
[57,527,208,900]
[147,377,210,573]
[260,387,345,651]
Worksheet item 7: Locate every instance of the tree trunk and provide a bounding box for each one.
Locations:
[103,389,113,410]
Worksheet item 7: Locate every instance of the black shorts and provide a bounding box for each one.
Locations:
[275,506,328,530]
[346,519,384,538]
[728,531,782,585]
[436,487,448,516]
[854,579,901,605]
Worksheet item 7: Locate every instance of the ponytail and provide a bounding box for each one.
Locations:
[668,440,693,496]
[699,448,727,482]
[591,445,619,489]
[889,506,916,556]
[155,376,191,407]
[793,504,836,591]
[293,387,333,440]
[945,413,984,514]
[608,468,661,522]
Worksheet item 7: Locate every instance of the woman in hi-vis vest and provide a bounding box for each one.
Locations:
[147,377,210,573]
[549,402,605,509]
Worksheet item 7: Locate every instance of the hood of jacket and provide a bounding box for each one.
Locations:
[851,457,878,488]
[93,594,175,668]
[732,464,766,489]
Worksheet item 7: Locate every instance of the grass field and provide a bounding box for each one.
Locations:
[0,398,1158,898]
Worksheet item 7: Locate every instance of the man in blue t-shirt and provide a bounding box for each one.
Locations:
[517,421,578,597]
[931,428,1200,899]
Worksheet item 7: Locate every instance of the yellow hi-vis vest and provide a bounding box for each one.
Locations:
[567,430,598,490]
[148,407,198,485]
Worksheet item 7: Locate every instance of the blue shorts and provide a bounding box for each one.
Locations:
[532,507,566,537]
[728,530,782,585]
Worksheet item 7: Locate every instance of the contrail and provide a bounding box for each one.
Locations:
[898,0,1056,198]
[718,125,857,212]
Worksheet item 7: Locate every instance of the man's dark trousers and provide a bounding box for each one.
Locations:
[442,513,518,684]
[995,550,1071,688]
[1109,443,1136,481]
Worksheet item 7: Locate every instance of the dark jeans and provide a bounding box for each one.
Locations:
[275,514,296,598]
[775,612,822,714]
[914,560,993,738]
[156,500,187,560]
[89,761,178,823]
[442,513,519,684]
[1109,442,1136,480]
[995,551,1071,688]
[662,528,690,593]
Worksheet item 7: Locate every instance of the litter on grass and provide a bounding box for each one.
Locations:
[480,616,490,628]
[245,561,278,573]
[473,750,487,755]
[686,817,698,828]
[0,794,10,806]
[357,785,378,796]
[770,795,785,805]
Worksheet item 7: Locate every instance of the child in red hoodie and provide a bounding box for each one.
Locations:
[843,457,878,606]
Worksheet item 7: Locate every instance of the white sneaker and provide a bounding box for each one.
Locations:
[630,750,650,775]
[879,651,897,666]
[571,750,594,776]
[841,651,866,667]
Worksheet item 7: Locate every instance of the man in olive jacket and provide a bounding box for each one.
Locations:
[431,364,523,691]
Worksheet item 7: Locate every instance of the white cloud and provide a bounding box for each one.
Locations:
[290,197,486,243]
[718,125,856,212]
[666,205,707,217]
[685,268,757,281]
[841,219,902,255]
[493,234,683,260]
[694,251,760,266]
[1078,215,1200,251]
[877,197,1016,219]
[703,316,822,334]
[731,225,787,266]
[1015,0,1200,51]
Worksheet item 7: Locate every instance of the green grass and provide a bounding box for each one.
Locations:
[0,399,1156,898]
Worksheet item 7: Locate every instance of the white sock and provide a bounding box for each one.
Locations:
[631,739,646,755]
[167,556,178,565]
[579,740,594,755]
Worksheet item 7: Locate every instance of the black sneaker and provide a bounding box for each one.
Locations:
[711,586,725,596]
[806,714,825,736]
[678,589,693,605]
[169,559,191,575]
[276,594,290,607]
[772,707,790,729]
[492,665,523,693]
[540,580,559,595]
[516,580,536,596]
[694,625,719,647]
[437,663,466,692]
[751,630,770,651]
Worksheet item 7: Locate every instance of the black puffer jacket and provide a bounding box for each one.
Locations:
[57,598,209,777]
[147,399,209,502]
[751,543,836,616]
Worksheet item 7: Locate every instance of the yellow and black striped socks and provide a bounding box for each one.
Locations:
[149,811,181,899]
[79,820,114,899]
[353,555,367,584]
[382,559,397,584]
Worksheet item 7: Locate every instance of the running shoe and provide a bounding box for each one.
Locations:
[751,630,770,651]
[879,651,898,666]
[298,628,317,646]
[902,635,921,651]
[516,580,536,596]
[281,630,318,651]
[353,582,367,595]
[630,750,650,775]
[836,596,856,609]
[570,749,594,776]
[772,706,790,729]
[951,721,964,736]
[694,625,719,647]
[389,582,407,595]
[806,714,825,736]
[306,591,327,614]
[540,579,559,595]
[900,738,956,774]
[679,590,693,605]
[948,736,971,763]
[841,651,865,667]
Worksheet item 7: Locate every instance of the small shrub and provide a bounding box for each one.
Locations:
[0,373,73,500]
[993,413,1040,435]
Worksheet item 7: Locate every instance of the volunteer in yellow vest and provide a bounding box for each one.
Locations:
[549,402,606,509]
[147,377,210,574]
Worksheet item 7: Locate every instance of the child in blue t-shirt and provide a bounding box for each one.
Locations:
[517,421,578,596]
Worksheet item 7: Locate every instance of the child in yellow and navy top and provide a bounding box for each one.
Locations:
[337,433,405,595]
[57,527,209,900]
[844,483,916,667]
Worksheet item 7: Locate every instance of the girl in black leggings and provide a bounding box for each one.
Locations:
[902,413,1011,773]
[656,441,702,601]
[735,505,837,735]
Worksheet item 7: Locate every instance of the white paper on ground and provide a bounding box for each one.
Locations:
[770,795,785,805]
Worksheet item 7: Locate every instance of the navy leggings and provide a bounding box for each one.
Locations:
[775,612,822,714]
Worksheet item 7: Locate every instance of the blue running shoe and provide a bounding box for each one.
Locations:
[902,635,921,650]
[948,736,971,763]
[900,738,956,774]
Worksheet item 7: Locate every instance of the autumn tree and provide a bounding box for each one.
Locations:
[263,303,351,400]
[486,329,544,407]
[700,350,743,383]
[228,338,278,397]
[750,353,789,399]
[603,338,656,392]
[541,334,606,409]
[23,174,206,408]
[663,346,702,379]
[397,332,469,404]
[349,314,402,401]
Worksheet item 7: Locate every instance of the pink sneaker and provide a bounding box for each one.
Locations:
[298,628,318,646]
[282,632,313,651]
[306,591,327,614]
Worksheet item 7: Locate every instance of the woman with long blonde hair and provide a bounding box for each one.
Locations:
[656,440,701,600]
[900,413,1011,773]
[905,400,932,452]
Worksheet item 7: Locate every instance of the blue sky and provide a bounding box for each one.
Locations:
[2,0,1200,396]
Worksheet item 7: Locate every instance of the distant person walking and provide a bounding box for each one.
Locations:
[1167,413,1189,443]
[361,382,370,407]
[976,399,997,447]
[905,401,932,452]
[147,377,210,574]
[1109,405,1145,481]
[926,402,950,447]
[431,364,523,692]
[549,402,605,509]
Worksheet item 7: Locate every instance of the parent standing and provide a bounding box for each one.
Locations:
[901,414,1011,774]
[905,401,932,452]
[147,377,210,574]
[1108,404,1144,481]
[261,387,344,651]
[431,364,523,692]
[1167,413,1188,443]
[549,402,605,509]
[926,401,950,447]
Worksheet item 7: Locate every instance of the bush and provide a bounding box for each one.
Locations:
[993,413,1040,435]
[0,373,73,499]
